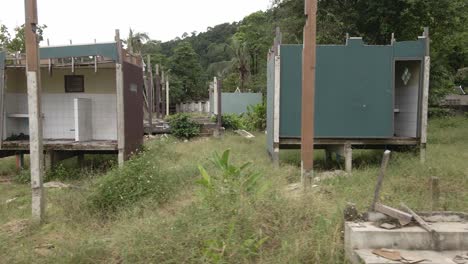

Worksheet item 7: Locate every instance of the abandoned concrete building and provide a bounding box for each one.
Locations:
[0,36,144,167]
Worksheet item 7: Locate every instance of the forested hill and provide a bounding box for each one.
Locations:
[128,0,468,104]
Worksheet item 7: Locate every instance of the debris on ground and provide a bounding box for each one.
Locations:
[380,223,398,230]
[1,219,29,235]
[453,254,468,264]
[344,203,362,222]
[43,182,72,188]
[235,129,255,139]
[5,197,18,204]
[372,249,427,263]
[34,243,55,257]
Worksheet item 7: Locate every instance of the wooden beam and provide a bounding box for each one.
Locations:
[401,203,441,251]
[25,0,45,222]
[375,203,413,226]
[301,0,318,187]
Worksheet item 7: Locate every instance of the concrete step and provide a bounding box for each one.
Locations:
[345,222,468,251]
[355,249,467,264]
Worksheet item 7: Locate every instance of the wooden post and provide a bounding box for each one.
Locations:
[25,0,45,222]
[165,75,170,116]
[115,29,125,165]
[217,78,222,129]
[301,0,318,188]
[420,27,430,164]
[155,64,161,119]
[370,150,391,212]
[431,177,440,212]
[213,77,218,115]
[147,55,154,129]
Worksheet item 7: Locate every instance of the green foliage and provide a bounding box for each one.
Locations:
[169,42,207,103]
[428,107,455,118]
[243,103,267,131]
[196,150,269,262]
[215,113,244,130]
[167,113,201,139]
[87,143,179,212]
[0,24,47,52]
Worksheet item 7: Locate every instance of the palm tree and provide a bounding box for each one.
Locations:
[206,38,251,91]
[126,28,149,54]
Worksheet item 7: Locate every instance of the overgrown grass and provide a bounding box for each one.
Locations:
[0,117,467,263]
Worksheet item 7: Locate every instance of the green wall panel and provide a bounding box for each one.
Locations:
[0,52,5,69]
[40,43,119,61]
[279,38,425,138]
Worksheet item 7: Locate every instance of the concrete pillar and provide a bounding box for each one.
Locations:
[16,153,25,170]
[344,143,352,173]
[77,154,85,167]
[420,143,427,164]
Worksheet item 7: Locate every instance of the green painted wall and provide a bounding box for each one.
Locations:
[278,38,426,138]
[40,43,118,61]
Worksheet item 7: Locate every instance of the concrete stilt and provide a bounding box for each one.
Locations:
[344,143,352,173]
[420,143,427,164]
[272,147,280,167]
[16,153,25,169]
[77,154,85,167]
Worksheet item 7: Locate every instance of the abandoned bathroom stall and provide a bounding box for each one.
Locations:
[0,36,144,166]
[266,30,430,171]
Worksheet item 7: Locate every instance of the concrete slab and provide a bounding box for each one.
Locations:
[355,249,467,264]
[345,222,468,262]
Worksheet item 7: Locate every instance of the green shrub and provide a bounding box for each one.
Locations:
[196,150,269,262]
[87,142,185,213]
[167,113,201,140]
[429,107,455,118]
[213,113,244,130]
[243,103,266,131]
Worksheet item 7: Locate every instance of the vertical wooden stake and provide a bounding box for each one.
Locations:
[301,0,318,188]
[25,0,45,222]
[165,75,170,116]
[431,177,440,213]
[217,78,222,131]
[155,64,161,119]
[370,150,391,212]
[147,55,153,129]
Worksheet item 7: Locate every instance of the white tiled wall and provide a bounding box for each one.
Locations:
[394,61,421,138]
[4,93,117,140]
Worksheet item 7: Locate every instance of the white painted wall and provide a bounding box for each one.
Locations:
[394,61,421,138]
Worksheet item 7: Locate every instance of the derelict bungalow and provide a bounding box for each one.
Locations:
[0,31,144,166]
[266,29,431,171]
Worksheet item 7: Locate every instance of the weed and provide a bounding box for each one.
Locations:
[167,113,201,140]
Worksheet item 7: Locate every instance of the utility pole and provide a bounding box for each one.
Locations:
[24,0,45,222]
[301,0,317,188]
[217,78,222,132]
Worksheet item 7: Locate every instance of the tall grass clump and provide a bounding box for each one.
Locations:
[87,142,185,213]
[167,113,201,140]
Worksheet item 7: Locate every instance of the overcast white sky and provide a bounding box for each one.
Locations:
[0,0,271,46]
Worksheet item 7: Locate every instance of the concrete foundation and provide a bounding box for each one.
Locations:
[355,249,467,264]
[345,221,468,264]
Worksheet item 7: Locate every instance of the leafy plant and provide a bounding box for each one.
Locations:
[428,107,455,118]
[213,113,244,130]
[243,103,266,131]
[167,113,201,140]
